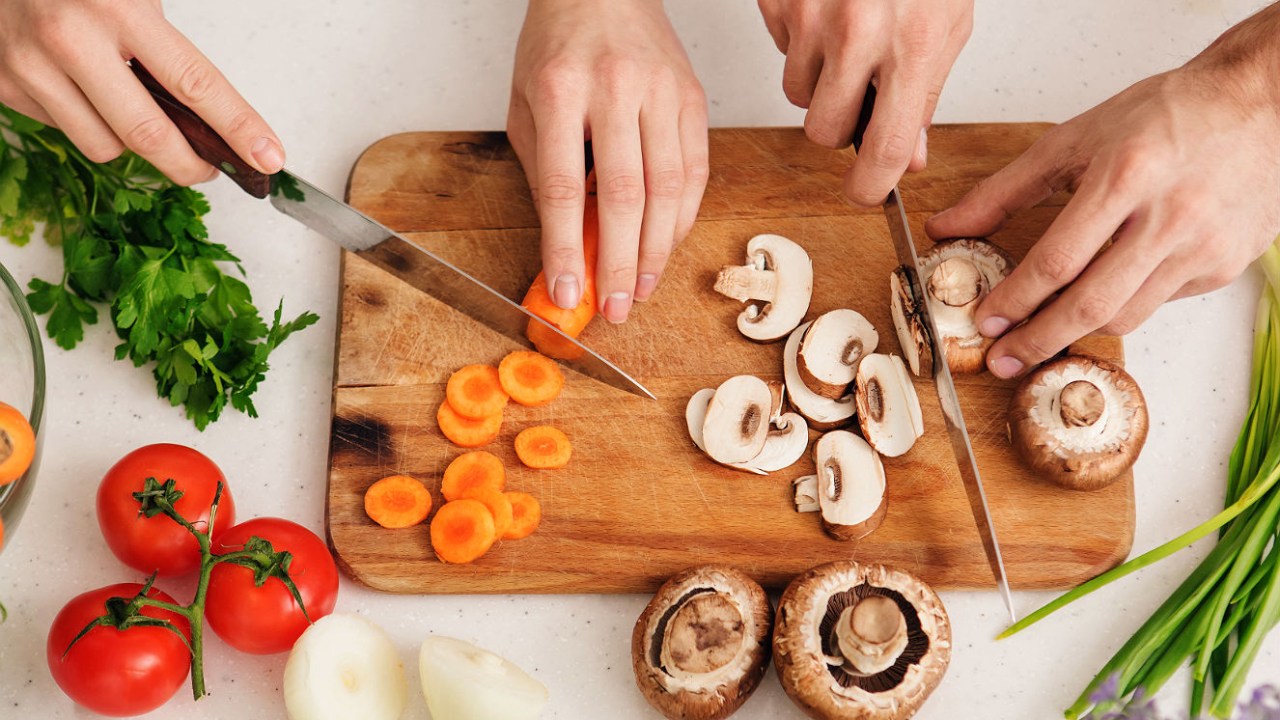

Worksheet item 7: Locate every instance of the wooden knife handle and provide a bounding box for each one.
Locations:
[129,62,272,198]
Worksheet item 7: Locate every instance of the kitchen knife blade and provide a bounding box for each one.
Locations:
[852,85,1015,622]
[130,63,654,401]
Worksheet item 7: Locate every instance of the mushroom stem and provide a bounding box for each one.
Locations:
[835,595,909,676]
[1058,380,1106,428]
[660,593,746,680]
[714,265,778,303]
[927,257,985,307]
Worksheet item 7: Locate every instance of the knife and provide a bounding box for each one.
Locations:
[851,85,1015,622]
[129,63,654,401]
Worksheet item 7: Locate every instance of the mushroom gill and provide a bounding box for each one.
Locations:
[818,585,930,693]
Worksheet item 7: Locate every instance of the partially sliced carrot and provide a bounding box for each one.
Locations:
[446,365,509,420]
[441,451,506,502]
[430,499,497,564]
[523,194,599,360]
[0,401,35,486]
[503,492,542,540]
[437,401,502,448]
[515,425,572,469]
[364,475,433,529]
[498,351,565,407]
[459,487,513,540]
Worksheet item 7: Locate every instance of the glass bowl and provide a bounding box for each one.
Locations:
[0,259,44,553]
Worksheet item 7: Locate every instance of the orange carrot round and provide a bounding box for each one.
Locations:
[503,492,542,540]
[459,487,513,540]
[0,401,35,486]
[430,499,497,564]
[446,365,509,420]
[514,426,572,469]
[437,401,502,448]
[364,475,433,529]
[441,451,505,502]
[498,351,565,407]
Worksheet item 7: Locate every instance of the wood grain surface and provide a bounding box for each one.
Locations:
[327,125,1134,594]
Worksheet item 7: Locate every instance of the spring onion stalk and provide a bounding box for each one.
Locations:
[1000,243,1280,718]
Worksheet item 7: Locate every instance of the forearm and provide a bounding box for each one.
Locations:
[1187,2,1280,107]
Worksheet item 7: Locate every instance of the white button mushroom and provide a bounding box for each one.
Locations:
[714,234,814,343]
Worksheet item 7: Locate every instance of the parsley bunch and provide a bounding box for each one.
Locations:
[0,106,317,430]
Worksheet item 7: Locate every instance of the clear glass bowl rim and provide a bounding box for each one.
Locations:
[0,258,45,437]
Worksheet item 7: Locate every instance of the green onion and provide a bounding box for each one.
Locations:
[1000,242,1280,718]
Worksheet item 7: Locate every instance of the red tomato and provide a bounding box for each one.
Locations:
[97,444,236,576]
[47,583,191,717]
[206,518,339,654]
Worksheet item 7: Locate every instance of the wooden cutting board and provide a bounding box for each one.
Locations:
[327,125,1135,595]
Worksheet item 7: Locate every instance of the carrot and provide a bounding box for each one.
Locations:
[498,351,565,407]
[430,499,497,564]
[459,488,513,540]
[437,401,502,448]
[503,492,542,540]
[0,401,35,486]
[522,194,599,360]
[446,364,509,420]
[514,425,572,469]
[364,475,433,529]
[441,451,505,501]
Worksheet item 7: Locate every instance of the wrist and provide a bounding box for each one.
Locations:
[1186,3,1280,109]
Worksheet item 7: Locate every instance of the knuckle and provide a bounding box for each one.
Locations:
[645,166,684,200]
[173,59,222,105]
[865,130,915,171]
[599,172,645,208]
[219,109,260,143]
[542,245,581,271]
[1101,315,1140,336]
[596,56,639,100]
[1107,141,1160,196]
[602,262,639,286]
[82,138,125,163]
[123,114,174,155]
[638,247,672,273]
[1032,246,1078,286]
[1017,333,1060,363]
[804,115,846,149]
[684,155,710,189]
[1074,293,1117,328]
[538,173,585,209]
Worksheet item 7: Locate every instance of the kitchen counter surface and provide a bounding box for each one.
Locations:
[1,1,1275,718]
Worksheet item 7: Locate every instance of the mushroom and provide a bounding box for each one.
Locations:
[798,309,880,399]
[889,267,933,378]
[687,384,810,475]
[813,431,887,541]
[632,566,773,720]
[774,561,951,720]
[855,354,924,458]
[1008,355,1149,491]
[793,474,820,513]
[910,238,1014,374]
[714,234,814,342]
[702,376,774,465]
[784,322,857,430]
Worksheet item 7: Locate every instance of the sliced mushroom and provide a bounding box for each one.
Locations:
[793,475,820,513]
[798,309,880,399]
[813,431,887,541]
[855,354,924,458]
[1008,355,1149,491]
[714,234,814,342]
[784,322,856,430]
[687,386,810,475]
[774,561,951,720]
[889,267,933,378]
[916,239,1014,374]
[702,376,773,465]
[632,566,773,720]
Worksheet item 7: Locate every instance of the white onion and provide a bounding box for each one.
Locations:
[283,614,408,720]
[419,636,548,720]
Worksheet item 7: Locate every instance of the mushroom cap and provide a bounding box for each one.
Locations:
[702,375,774,465]
[918,239,1014,375]
[774,561,951,720]
[1008,355,1149,491]
[798,309,880,399]
[632,566,773,720]
[714,234,814,342]
[855,354,925,458]
[785,322,857,430]
[813,431,887,542]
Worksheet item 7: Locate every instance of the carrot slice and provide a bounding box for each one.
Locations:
[514,426,572,469]
[503,492,542,540]
[459,488,513,540]
[498,351,565,407]
[437,401,502,448]
[0,401,35,486]
[446,365,509,420]
[430,499,497,564]
[364,475,433,529]
[441,451,506,502]
[522,193,599,360]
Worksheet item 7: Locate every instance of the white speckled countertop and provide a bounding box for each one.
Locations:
[0,1,1275,718]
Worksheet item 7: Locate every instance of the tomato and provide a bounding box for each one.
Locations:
[206,518,339,654]
[97,444,236,576]
[47,583,191,717]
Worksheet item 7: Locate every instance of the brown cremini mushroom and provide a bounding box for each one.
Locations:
[714,234,814,343]
[633,566,773,720]
[687,382,810,475]
[1008,355,1149,491]
[785,322,857,430]
[913,239,1014,375]
[855,354,924,458]
[888,268,933,379]
[813,431,887,541]
[774,561,951,720]
[798,309,879,400]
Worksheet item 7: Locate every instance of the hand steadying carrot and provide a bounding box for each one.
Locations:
[522,193,600,360]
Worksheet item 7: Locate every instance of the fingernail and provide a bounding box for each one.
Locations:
[980,316,1011,337]
[915,127,928,165]
[634,274,659,302]
[602,292,632,324]
[552,274,581,310]
[990,355,1024,379]
[251,137,285,174]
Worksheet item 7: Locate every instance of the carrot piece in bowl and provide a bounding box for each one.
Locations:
[0,401,35,486]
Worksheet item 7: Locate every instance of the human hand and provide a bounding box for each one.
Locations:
[0,0,283,185]
[757,0,972,205]
[507,0,709,323]
[926,8,1280,378]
